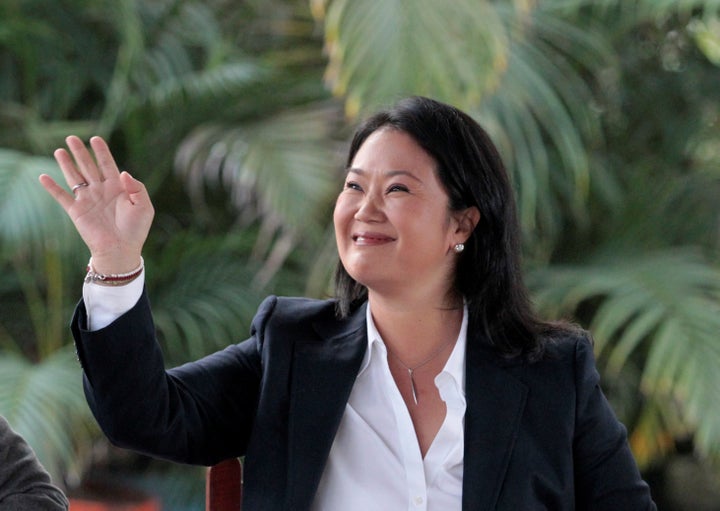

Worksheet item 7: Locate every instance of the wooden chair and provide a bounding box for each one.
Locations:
[205,458,243,511]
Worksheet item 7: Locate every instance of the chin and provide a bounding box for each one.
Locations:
[342,263,380,288]
[343,266,374,286]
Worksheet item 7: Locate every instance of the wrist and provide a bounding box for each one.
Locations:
[85,257,144,286]
[88,252,143,276]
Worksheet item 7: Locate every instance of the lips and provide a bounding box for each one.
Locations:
[352,232,395,245]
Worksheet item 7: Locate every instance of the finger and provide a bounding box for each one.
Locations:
[65,135,103,183]
[39,174,76,213]
[90,136,121,181]
[53,148,87,191]
[120,171,151,207]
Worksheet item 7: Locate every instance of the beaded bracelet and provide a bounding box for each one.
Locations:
[85,257,144,286]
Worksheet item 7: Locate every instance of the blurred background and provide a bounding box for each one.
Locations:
[1,0,719,509]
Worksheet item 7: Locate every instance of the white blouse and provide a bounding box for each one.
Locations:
[311,305,467,511]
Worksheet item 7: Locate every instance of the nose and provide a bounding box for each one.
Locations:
[354,192,384,223]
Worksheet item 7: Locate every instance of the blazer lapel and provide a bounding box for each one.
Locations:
[281,303,528,510]
[287,303,367,510]
[462,338,528,511]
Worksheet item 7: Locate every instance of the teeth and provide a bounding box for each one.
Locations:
[355,235,388,243]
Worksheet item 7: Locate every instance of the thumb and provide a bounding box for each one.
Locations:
[120,171,151,207]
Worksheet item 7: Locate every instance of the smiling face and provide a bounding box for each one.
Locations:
[334,128,467,302]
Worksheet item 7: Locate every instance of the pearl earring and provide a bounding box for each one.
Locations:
[454,243,464,253]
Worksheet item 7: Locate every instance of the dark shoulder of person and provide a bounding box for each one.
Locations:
[483,313,589,364]
[0,416,69,510]
[530,320,591,363]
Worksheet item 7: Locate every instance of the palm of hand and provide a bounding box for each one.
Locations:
[39,136,154,274]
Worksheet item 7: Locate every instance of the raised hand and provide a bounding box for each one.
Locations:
[39,136,154,275]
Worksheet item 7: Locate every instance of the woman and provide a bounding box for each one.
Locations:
[39,96,656,510]
[0,415,69,510]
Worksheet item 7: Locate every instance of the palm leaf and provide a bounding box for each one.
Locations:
[0,149,89,359]
[315,0,509,116]
[629,400,685,468]
[140,62,270,113]
[125,1,270,111]
[304,221,341,298]
[529,250,720,462]
[174,103,342,260]
[689,14,720,64]
[0,0,127,151]
[0,149,82,256]
[149,232,268,363]
[546,0,720,17]
[0,348,97,483]
[475,8,610,239]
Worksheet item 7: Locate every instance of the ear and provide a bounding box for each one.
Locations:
[452,206,480,243]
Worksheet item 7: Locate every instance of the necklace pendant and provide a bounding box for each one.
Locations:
[409,369,418,405]
[387,339,456,406]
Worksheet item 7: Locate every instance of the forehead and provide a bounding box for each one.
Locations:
[350,128,437,173]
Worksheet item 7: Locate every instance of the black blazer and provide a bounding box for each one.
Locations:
[72,292,656,510]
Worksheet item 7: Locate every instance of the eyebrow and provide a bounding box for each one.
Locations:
[345,167,423,183]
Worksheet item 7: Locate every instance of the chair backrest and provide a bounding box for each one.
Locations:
[205,458,243,511]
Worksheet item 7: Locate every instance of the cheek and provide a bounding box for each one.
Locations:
[333,197,345,229]
[392,203,438,231]
[333,197,351,243]
[334,192,359,222]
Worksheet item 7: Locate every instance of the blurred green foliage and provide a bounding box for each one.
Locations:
[0,0,719,500]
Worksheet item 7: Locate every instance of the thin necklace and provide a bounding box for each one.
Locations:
[386,338,455,405]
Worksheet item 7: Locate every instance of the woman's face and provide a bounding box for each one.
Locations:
[334,128,465,300]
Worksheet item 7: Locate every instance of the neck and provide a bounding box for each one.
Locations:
[368,291,463,367]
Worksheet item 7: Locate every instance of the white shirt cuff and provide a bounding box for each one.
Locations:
[82,270,145,331]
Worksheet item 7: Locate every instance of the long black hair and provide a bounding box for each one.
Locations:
[335,96,555,359]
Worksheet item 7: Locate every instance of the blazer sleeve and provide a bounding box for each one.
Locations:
[0,417,69,510]
[572,337,657,510]
[72,289,276,466]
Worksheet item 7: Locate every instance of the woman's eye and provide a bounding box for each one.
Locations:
[345,181,362,191]
[387,184,409,193]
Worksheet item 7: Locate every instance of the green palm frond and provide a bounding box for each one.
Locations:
[0,348,97,483]
[175,102,342,242]
[629,400,686,468]
[529,250,720,462]
[0,149,81,255]
[314,0,510,116]
[546,0,720,63]
[1,0,261,147]
[546,0,720,17]
[304,221,341,298]
[125,0,256,107]
[149,232,268,362]
[99,0,233,133]
[0,0,121,151]
[0,150,88,359]
[141,62,270,112]
[477,8,612,241]
[603,172,720,255]
[690,14,720,64]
